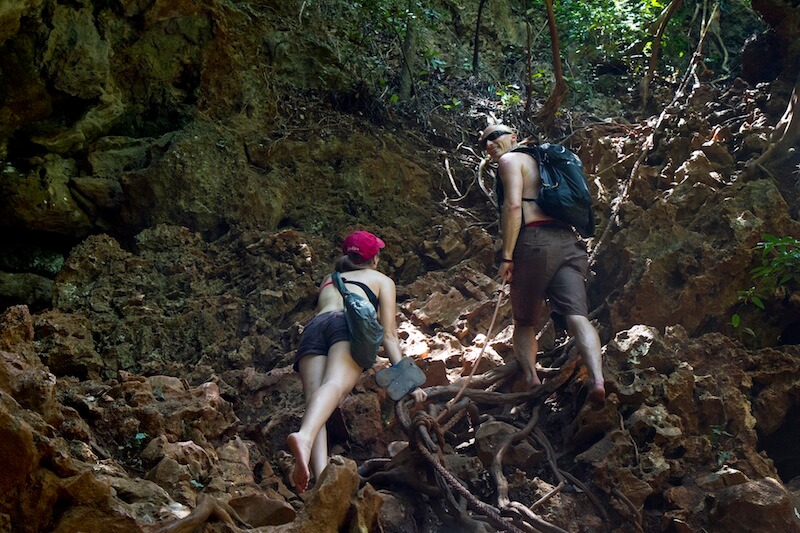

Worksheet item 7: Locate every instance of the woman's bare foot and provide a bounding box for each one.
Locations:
[287,433,311,493]
[587,382,605,404]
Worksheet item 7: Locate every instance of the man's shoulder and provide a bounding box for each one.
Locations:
[509,145,539,158]
[498,149,536,172]
[498,150,526,164]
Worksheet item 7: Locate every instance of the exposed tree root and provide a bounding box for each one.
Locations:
[149,494,252,533]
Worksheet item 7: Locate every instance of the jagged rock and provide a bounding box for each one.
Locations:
[0,306,61,424]
[0,392,40,519]
[600,171,800,339]
[0,271,52,313]
[211,436,261,498]
[141,437,212,478]
[34,310,103,379]
[564,393,620,447]
[402,267,510,342]
[628,404,683,445]
[350,483,385,533]
[696,465,751,491]
[0,3,799,529]
[227,492,296,526]
[673,150,726,187]
[146,457,197,505]
[86,136,167,179]
[474,421,542,469]
[377,491,418,533]
[576,429,654,507]
[339,391,383,450]
[69,177,125,214]
[0,156,93,236]
[271,456,362,532]
[708,477,800,532]
[42,2,110,100]
[459,338,503,376]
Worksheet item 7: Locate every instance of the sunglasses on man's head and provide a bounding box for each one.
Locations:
[480,130,511,150]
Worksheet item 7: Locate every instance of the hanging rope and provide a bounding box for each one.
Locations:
[446,278,508,410]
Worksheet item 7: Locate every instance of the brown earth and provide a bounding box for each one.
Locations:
[2,0,800,531]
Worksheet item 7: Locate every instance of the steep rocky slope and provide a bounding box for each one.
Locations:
[2,0,800,531]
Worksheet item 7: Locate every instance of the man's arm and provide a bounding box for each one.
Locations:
[498,154,524,280]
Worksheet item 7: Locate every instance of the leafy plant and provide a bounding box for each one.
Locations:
[731,234,800,331]
[749,234,800,292]
[710,424,733,444]
[443,97,462,110]
[496,85,521,108]
[717,450,733,466]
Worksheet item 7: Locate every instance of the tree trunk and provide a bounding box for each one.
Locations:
[399,6,417,101]
[472,0,489,74]
[535,0,567,131]
[640,0,684,111]
[753,72,800,171]
[524,0,533,116]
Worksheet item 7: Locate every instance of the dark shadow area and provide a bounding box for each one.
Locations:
[759,403,800,481]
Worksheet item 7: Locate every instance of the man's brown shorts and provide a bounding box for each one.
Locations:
[510,224,589,327]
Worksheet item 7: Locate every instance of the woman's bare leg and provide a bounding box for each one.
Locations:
[295,354,329,482]
[288,341,361,492]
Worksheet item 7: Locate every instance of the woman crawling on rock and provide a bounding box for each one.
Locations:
[287,230,426,493]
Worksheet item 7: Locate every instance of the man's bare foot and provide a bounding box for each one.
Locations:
[510,371,541,393]
[287,433,311,493]
[587,382,605,404]
[526,371,541,389]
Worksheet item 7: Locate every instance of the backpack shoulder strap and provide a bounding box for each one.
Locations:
[343,279,379,308]
[506,146,543,204]
[510,145,541,161]
[331,272,349,296]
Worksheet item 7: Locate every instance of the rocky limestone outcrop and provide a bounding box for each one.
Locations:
[2,0,800,531]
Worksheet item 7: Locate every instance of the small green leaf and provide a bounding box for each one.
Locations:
[751,296,765,310]
[743,328,756,337]
[731,314,740,328]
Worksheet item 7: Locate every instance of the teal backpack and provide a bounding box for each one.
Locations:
[332,272,384,369]
[496,144,595,238]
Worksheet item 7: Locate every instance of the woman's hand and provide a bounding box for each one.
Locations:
[410,387,427,403]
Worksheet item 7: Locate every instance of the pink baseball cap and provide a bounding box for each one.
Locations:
[342,230,385,263]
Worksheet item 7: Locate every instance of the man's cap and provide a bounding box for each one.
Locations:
[343,230,385,263]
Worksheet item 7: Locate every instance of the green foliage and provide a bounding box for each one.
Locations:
[496,85,521,108]
[553,0,665,62]
[443,97,462,110]
[422,47,447,75]
[731,234,800,334]
[133,432,148,447]
[300,0,446,103]
[750,234,800,292]
[716,450,733,466]
[542,0,696,98]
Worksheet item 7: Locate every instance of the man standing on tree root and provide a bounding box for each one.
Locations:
[480,124,605,403]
